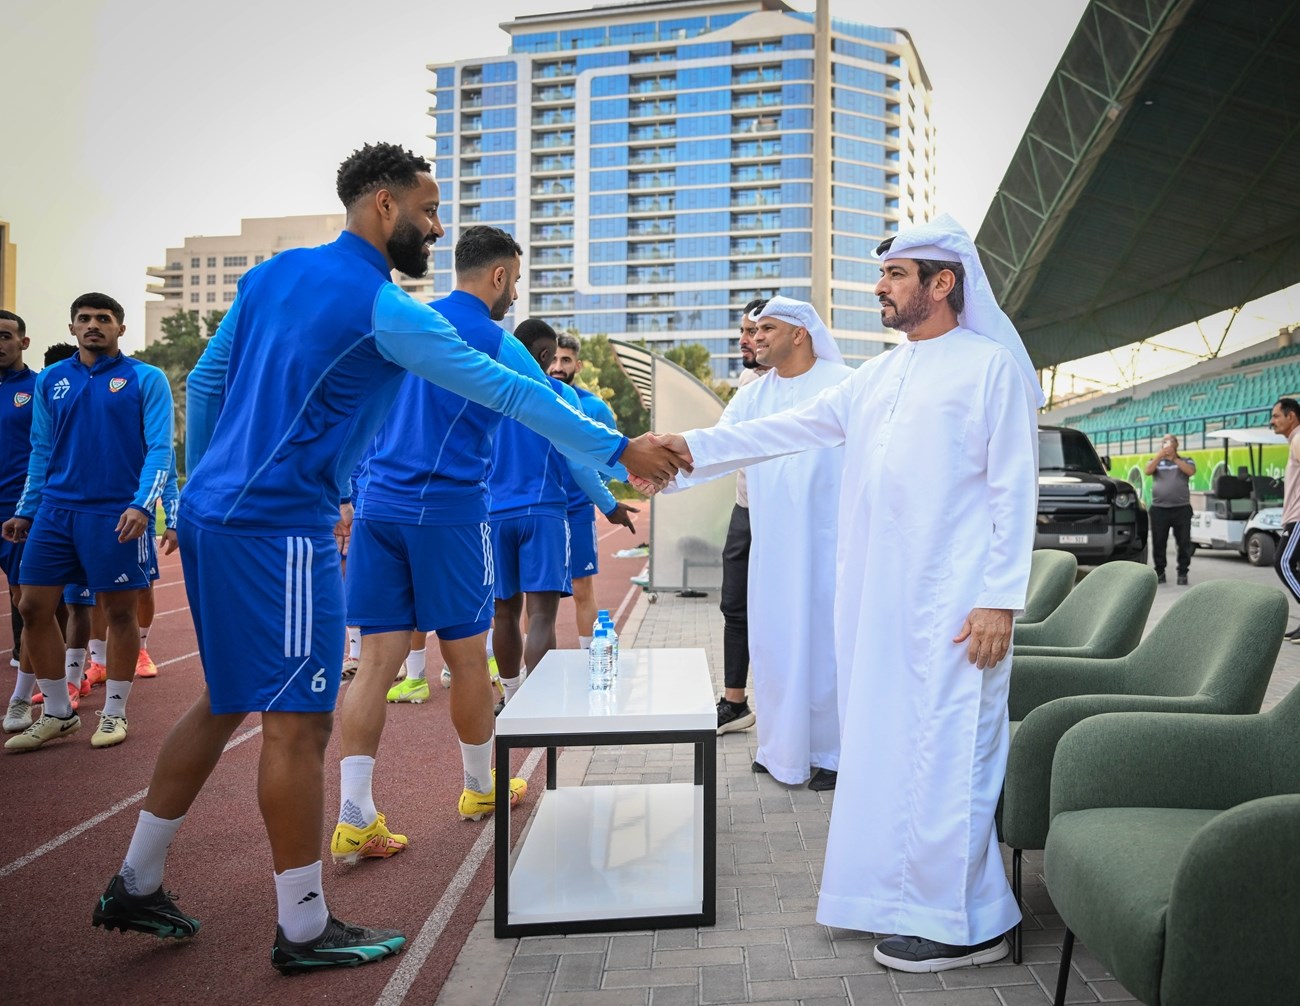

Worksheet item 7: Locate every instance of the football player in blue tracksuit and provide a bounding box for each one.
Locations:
[548,332,624,648]
[88,143,684,973]
[333,226,630,866]
[3,293,172,754]
[487,318,638,702]
[0,309,36,732]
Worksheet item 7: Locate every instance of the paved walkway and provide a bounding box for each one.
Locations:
[438,552,1299,1006]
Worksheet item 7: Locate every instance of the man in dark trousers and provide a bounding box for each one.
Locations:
[1144,433,1196,585]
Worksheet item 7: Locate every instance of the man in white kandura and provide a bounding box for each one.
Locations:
[650,215,1041,972]
[671,297,850,789]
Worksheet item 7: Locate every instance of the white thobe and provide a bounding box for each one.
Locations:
[679,329,1038,944]
[675,357,852,784]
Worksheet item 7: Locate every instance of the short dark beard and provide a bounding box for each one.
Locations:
[741,356,759,370]
[489,283,513,321]
[388,215,431,278]
[881,282,933,333]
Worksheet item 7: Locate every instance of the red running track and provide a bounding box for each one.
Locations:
[0,521,650,1005]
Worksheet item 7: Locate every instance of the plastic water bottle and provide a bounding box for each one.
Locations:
[589,627,612,691]
[600,614,619,677]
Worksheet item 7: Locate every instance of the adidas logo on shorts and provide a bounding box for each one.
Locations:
[114,574,130,584]
[583,562,595,571]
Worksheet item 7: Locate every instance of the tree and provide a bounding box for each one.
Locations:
[571,333,650,438]
[134,308,225,474]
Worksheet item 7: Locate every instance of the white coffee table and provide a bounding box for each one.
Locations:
[493,647,717,937]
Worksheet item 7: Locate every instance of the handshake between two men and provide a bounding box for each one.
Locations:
[618,432,695,494]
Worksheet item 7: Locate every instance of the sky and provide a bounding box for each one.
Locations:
[4,0,1291,393]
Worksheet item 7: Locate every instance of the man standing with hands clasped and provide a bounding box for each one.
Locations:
[1144,434,1195,585]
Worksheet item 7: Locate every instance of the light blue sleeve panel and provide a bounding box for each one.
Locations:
[373,285,627,472]
[557,382,617,513]
[579,391,629,482]
[15,370,52,519]
[131,365,176,515]
[185,299,239,474]
[161,452,180,529]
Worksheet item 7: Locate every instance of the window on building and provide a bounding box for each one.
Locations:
[190,293,199,303]
[206,292,216,303]
[223,273,242,284]
[206,257,216,267]
[190,257,200,268]
[223,291,236,302]
[207,274,216,284]
[222,255,248,267]
[255,254,264,264]
[190,275,199,286]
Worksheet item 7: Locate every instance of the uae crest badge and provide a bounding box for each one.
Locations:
[13,392,31,407]
[109,377,128,393]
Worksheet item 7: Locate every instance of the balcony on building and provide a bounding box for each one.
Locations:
[533,108,576,127]
[627,292,676,309]
[627,240,673,261]
[733,39,782,55]
[628,171,675,190]
[629,122,677,142]
[731,187,781,208]
[628,194,675,213]
[461,158,483,178]
[730,237,779,257]
[731,259,781,281]
[732,65,782,87]
[462,90,484,109]
[628,146,675,166]
[532,270,574,289]
[532,153,575,174]
[461,67,483,86]
[628,48,675,64]
[533,84,576,104]
[733,115,779,134]
[731,211,781,232]
[462,115,484,133]
[531,223,575,242]
[627,266,675,284]
[624,312,679,333]
[732,89,781,110]
[532,177,575,196]
[532,60,576,80]
[460,182,484,202]
[461,138,483,154]
[628,216,675,237]
[533,247,574,265]
[532,130,575,150]
[732,138,782,159]
[533,200,575,220]
[629,75,676,94]
[732,163,780,183]
[629,99,676,118]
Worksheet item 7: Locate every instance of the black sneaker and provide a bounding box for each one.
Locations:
[1156,571,1166,584]
[751,760,769,774]
[1285,627,1300,643]
[1177,574,1189,585]
[92,874,200,939]
[716,697,755,735]
[873,934,1008,973]
[808,768,837,791]
[271,914,405,974]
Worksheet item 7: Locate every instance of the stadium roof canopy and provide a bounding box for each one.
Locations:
[975,0,1300,369]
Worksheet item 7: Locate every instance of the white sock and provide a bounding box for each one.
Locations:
[10,670,36,703]
[500,672,524,705]
[338,755,376,827]
[274,861,329,943]
[39,677,71,717]
[121,810,185,895]
[485,634,495,659]
[460,738,493,794]
[65,648,86,688]
[138,624,151,647]
[578,635,592,650]
[347,628,361,659]
[89,638,107,665]
[405,647,427,680]
[103,678,133,718]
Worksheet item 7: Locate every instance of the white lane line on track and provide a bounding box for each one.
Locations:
[613,581,639,624]
[0,652,265,882]
[374,745,546,1006]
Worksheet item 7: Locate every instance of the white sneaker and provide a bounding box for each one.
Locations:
[439,667,452,689]
[5,712,81,750]
[3,699,34,733]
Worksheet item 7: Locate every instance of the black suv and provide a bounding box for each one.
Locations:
[1036,425,1148,564]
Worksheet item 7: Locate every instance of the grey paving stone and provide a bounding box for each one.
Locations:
[607,935,654,970]
[802,999,850,1006]
[938,965,1037,989]
[745,943,795,981]
[774,871,816,899]
[738,885,780,913]
[786,924,835,960]
[845,972,902,1006]
[899,989,1001,1005]
[992,986,1052,1005]
[740,910,820,929]
[747,977,848,1000]
[891,972,942,992]
[1087,980,1137,1002]
[648,988,699,1006]
[699,962,747,1004]
[717,874,778,890]
[1070,947,1117,983]
[507,953,558,973]
[1028,965,1097,1004]
[604,967,699,988]
[554,953,608,991]
[733,841,773,864]
[547,991,651,1006]
[494,971,552,1006]
[698,928,786,948]
[793,956,885,978]
[767,830,807,852]
[655,928,700,950]
[654,948,744,968]
[516,935,567,955]
[777,897,820,913]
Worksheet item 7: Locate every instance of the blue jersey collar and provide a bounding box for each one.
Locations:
[335,230,394,279]
[71,351,126,374]
[0,365,32,385]
[440,289,492,318]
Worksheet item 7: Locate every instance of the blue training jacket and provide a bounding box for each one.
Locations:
[184,231,627,535]
[17,353,174,520]
[565,385,619,520]
[487,369,619,521]
[0,365,38,511]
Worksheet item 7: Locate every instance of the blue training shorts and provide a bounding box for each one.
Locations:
[568,515,599,579]
[0,537,21,584]
[18,505,153,593]
[179,516,343,715]
[345,519,494,640]
[63,584,96,606]
[491,513,571,600]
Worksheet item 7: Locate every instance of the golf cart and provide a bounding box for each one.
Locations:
[1189,428,1285,566]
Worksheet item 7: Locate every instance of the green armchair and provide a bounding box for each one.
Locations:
[1043,683,1300,1005]
[1017,549,1078,625]
[1000,580,1287,961]
[1014,561,1157,658]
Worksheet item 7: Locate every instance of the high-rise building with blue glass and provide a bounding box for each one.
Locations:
[427,0,936,377]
